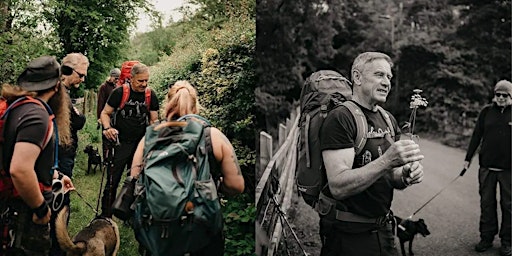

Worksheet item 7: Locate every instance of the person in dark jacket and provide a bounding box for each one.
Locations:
[97,68,120,159]
[464,80,512,256]
[50,52,89,256]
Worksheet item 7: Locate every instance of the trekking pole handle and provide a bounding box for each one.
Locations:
[459,168,467,177]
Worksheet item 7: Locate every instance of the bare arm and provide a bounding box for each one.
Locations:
[210,127,244,195]
[101,104,118,141]
[130,137,145,178]
[322,140,424,200]
[10,142,45,208]
[149,110,158,124]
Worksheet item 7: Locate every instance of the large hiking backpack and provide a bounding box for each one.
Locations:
[132,114,223,255]
[296,70,395,210]
[0,96,57,198]
[116,60,140,87]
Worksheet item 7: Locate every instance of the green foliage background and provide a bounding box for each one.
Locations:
[256,0,511,148]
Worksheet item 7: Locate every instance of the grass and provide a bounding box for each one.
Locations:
[67,111,139,255]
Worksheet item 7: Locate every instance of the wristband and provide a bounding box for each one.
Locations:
[103,127,111,131]
[32,200,49,219]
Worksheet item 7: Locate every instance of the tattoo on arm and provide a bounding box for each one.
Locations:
[220,132,242,175]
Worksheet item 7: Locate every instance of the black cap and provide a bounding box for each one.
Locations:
[17,56,61,91]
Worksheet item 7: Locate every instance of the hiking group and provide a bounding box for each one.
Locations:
[0,55,245,256]
[296,51,511,256]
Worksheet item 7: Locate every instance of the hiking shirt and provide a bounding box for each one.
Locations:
[465,103,511,170]
[107,85,159,143]
[320,101,400,219]
[97,80,116,119]
[2,101,55,201]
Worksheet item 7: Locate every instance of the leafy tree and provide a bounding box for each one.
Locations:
[42,0,157,96]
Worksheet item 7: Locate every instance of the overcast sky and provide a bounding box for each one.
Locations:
[136,0,186,33]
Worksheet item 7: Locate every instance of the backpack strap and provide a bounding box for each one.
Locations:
[342,101,368,155]
[119,84,130,110]
[375,105,395,141]
[144,88,151,111]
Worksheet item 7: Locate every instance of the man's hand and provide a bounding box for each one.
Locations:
[403,161,424,185]
[383,140,424,169]
[103,127,119,142]
[32,202,51,225]
[61,175,75,193]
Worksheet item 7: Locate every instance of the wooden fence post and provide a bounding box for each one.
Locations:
[278,123,286,147]
[259,131,273,180]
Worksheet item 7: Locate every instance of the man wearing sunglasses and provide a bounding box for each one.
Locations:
[464,80,512,256]
[50,52,89,256]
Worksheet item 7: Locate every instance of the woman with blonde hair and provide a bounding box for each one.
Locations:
[127,80,244,255]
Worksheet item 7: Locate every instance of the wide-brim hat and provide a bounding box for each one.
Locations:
[17,56,61,92]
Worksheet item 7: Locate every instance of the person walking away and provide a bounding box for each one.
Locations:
[319,52,424,256]
[0,56,74,256]
[127,80,245,255]
[99,63,159,217]
[464,80,512,256]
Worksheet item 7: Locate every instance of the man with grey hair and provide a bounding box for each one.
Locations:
[318,51,424,255]
[99,63,159,217]
[51,52,89,256]
[97,68,121,158]
[464,80,511,256]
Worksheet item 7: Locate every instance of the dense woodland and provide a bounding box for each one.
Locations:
[0,0,255,255]
[256,0,511,147]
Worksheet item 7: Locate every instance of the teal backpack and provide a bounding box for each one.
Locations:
[132,114,223,256]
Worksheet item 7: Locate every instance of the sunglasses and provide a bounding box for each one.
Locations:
[73,68,86,79]
[495,93,510,98]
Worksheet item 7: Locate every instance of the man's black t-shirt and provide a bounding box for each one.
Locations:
[320,101,400,218]
[107,85,159,143]
[3,102,55,190]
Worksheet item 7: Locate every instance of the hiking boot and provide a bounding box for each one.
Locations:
[500,244,512,256]
[474,240,493,252]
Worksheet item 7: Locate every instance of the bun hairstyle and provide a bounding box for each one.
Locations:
[165,80,201,120]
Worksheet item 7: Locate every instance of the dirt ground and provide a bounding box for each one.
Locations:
[276,187,321,256]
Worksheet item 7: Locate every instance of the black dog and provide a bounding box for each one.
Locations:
[394,216,431,256]
[83,144,102,174]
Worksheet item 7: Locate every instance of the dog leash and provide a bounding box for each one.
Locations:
[405,168,467,220]
[73,190,100,214]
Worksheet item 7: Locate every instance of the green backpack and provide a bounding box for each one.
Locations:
[132,114,223,255]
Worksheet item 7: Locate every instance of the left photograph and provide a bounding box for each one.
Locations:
[0,0,256,255]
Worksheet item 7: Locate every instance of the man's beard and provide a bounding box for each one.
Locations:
[47,83,71,146]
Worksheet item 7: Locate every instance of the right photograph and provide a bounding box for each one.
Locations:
[255,1,511,256]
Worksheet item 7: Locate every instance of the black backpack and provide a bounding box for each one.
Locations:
[296,70,395,209]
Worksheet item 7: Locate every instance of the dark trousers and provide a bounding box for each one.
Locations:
[319,217,399,256]
[138,231,225,256]
[101,140,139,217]
[478,167,511,245]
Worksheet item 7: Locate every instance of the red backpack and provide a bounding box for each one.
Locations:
[119,84,152,111]
[117,60,140,87]
[0,96,56,199]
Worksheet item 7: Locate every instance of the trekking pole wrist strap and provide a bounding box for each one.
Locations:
[32,200,49,218]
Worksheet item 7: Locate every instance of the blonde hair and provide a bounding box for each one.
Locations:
[164,80,201,120]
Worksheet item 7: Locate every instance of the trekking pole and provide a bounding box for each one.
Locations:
[406,168,467,219]
[271,196,309,256]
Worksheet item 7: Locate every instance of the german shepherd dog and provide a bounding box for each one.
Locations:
[84,144,102,174]
[55,206,120,256]
[394,216,431,256]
